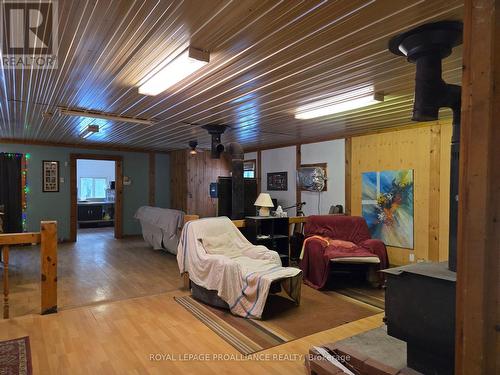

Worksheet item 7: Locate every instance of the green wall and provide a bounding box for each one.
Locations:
[155,153,170,208]
[0,143,170,240]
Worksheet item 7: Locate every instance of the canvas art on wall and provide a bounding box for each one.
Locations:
[361,169,414,249]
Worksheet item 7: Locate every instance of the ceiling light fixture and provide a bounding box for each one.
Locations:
[138,47,210,96]
[59,107,155,125]
[79,125,99,139]
[189,140,198,155]
[295,88,384,120]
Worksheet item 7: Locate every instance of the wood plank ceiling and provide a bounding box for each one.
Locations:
[0,0,464,152]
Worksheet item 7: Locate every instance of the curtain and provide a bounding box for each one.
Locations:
[0,153,23,233]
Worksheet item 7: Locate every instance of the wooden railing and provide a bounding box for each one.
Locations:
[0,221,58,319]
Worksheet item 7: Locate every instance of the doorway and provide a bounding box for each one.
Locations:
[70,154,123,242]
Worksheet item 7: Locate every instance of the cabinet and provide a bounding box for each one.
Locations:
[244,216,290,266]
[77,202,114,228]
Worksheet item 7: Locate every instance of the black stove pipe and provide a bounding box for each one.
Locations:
[412,54,461,272]
[225,142,245,220]
[389,21,462,271]
[201,124,245,220]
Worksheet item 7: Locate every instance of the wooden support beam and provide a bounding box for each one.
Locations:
[0,232,41,245]
[428,125,441,261]
[40,221,57,315]
[455,2,499,374]
[149,152,156,206]
[345,138,352,215]
[2,246,9,319]
[296,145,301,207]
[257,150,262,194]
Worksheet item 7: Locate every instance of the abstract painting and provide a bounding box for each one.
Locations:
[361,169,414,249]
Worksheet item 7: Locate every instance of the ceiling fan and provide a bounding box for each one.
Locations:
[188,140,203,155]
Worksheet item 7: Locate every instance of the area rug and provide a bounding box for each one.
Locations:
[175,286,382,355]
[330,285,385,309]
[0,336,33,375]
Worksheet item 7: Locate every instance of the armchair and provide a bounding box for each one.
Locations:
[299,215,388,289]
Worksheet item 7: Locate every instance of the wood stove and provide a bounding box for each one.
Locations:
[383,21,463,375]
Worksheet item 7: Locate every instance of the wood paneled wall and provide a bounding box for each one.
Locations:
[170,150,231,217]
[350,120,452,266]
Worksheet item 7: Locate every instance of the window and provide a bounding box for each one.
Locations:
[80,177,107,200]
[243,160,256,179]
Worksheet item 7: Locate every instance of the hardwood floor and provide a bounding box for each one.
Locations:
[2,228,385,374]
[0,290,384,374]
[4,227,182,317]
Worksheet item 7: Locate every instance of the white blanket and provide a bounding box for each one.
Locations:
[177,217,302,319]
[134,206,184,254]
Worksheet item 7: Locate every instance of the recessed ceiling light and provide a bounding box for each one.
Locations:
[138,47,210,96]
[295,88,384,119]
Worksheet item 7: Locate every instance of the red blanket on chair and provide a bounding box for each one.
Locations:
[299,216,388,289]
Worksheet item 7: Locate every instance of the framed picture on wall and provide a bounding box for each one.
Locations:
[267,172,288,191]
[299,163,328,191]
[42,160,60,192]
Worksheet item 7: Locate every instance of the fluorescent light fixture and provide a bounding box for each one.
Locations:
[80,125,99,139]
[295,88,384,119]
[59,107,155,125]
[138,47,210,96]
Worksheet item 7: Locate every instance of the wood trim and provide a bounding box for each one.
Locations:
[257,150,262,194]
[69,154,124,242]
[40,221,57,315]
[0,138,169,154]
[2,245,9,319]
[428,125,441,261]
[456,1,499,374]
[345,138,352,215]
[149,152,156,206]
[296,145,301,204]
[0,232,41,245]
[114,159,123,239]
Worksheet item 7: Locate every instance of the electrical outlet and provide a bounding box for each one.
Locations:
[409,253,415,262]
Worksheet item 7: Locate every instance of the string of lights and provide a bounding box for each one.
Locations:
[3,152,30,231]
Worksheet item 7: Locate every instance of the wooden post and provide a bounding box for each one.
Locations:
[296,145,301,208]
[2,245,9,319]
[257,150,262,194]
[456,1,499,374]
[40,221,57,315]
[428,125,441,261]
[344,138,352,215]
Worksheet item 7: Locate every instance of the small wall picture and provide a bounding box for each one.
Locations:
[42,160,59,192]
[267,172,288,191]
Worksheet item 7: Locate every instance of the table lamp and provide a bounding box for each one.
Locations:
[254,193,274,216]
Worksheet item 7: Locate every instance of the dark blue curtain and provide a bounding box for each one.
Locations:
[0,153,22,233]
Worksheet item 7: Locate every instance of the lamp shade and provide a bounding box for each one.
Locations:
[254,193,274,207]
